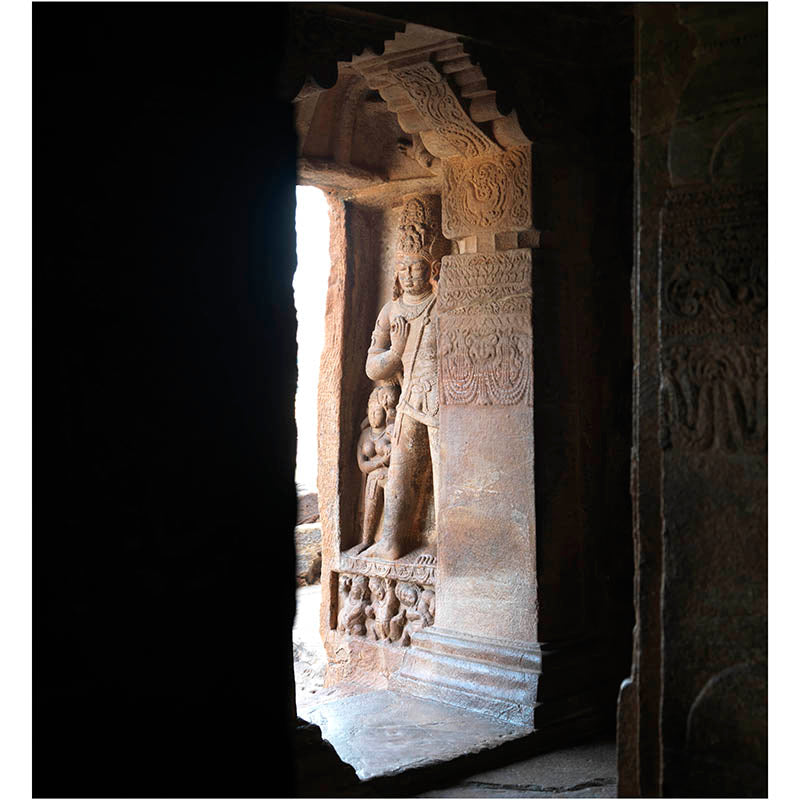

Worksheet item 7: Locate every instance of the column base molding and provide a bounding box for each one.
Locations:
[391,626,618,729]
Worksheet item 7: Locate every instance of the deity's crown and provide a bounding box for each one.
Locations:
[396,195,446,263]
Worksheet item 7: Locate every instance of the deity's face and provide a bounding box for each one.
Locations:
[396,256,431,297]
[368,399,386,430]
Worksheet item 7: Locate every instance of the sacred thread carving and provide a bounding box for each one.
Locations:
[442,146,532,239]
[438,250,533,407]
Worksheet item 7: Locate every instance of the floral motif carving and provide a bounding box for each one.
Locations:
[438,250,533,407]
[659,182,766,454]
[391,62,499,159]
[661,342,766,453]
[661,183,766,333]
[442,147,531,239]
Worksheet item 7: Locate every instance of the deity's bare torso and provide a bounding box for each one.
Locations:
[367,292,438,428]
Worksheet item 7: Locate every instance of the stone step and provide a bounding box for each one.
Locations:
[441,55,474,74]
[469,94,503,123]
[434,44,466,62]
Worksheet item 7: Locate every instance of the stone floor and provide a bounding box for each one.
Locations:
[293,584,618,797]
[293,584,328,715]
[305,688,533,782]
[416,736,617,798]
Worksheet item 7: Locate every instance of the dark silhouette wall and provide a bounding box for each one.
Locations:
[618,4,767,797]
[35,6,298,796]
[34,3,767,797]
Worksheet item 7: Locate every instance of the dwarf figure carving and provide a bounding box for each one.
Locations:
[336,574,352,633]
[417,588,436,628]
[365,576,400,641]
[353,385,400,555]
[390,581,435,646]
[337,574,370,637]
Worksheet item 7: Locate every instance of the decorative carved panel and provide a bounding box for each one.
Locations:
[662,341,766,453]
[660,182,766,453]
[339,552,436,586]
[442,146,532,239]
[336,572,435,647]
[438,249,533,407]
[390,62,500,159]
[661,183,766,335]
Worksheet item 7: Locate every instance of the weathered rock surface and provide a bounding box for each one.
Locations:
[297,491,320,524]
[295,523,322,585]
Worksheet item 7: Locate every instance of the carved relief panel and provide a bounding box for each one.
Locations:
[442,147,532,239]
[660,183,766,453]
[390,61,500,159]
[438,249,533,406]
[335,570,435,647]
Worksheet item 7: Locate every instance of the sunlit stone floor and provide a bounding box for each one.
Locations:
[293,584,616,795]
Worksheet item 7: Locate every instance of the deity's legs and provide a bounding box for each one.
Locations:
[363,413,434,560]
[354,467,387,554]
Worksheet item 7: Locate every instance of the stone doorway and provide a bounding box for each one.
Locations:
[290,13,633,784]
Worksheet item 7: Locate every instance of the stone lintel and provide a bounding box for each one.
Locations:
[296,156,386,190]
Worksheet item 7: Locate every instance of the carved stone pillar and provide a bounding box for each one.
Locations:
[330,33,623,733]
[388,125,546,726]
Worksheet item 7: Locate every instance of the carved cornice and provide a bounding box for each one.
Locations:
[280,5,405,101]
[352,35,530,159]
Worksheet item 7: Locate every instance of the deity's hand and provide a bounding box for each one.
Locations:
[390,316,410,354]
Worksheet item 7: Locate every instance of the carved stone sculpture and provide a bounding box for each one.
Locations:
[365,576,400,640]
[353,385,399,554]
[337,574,369,636]
[391,581,436,646]
[438,249,533,406]
[362,195,448,561]
[336,571,433,646]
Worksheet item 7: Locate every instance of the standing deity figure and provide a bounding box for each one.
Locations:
[362,196,448,561]
[354,385,399,555]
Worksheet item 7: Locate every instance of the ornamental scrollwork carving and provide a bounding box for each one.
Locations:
[442,147,532,239]
[391,62,499,160]
[661,183,766,330]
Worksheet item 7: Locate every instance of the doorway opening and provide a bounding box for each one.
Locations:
[287,14,633,788]
[292,184,331,715]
